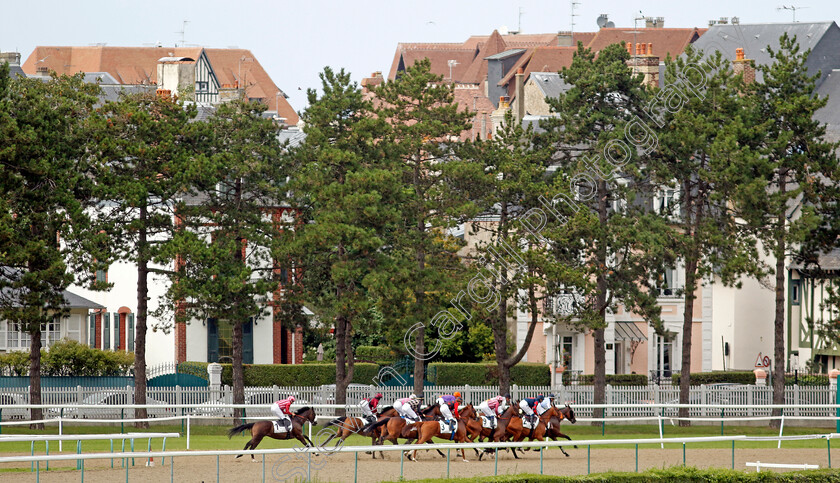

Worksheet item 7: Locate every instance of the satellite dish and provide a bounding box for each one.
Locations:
[606,21,615,28]
[597,14,609,28]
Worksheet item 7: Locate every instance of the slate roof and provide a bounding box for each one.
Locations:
[278,126,306,148]
[529,72,572,99]
[690,22,840,88]
[815,69,840,141]
[498,47,577,88]
[0,268,105,309]
[790,248,840,273]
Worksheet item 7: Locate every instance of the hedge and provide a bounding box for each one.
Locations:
[0,339,133,376]
[575,374,648,386]
[785,374,829,386]
[671,371,755,385]
[178,362,380,386]
[428,363,550,386]
[383,467,840,482]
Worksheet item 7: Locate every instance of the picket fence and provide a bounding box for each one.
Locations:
[0,384,835,421]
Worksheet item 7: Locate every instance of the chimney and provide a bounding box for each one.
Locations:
[557,31,574,47]
[644,16,665,28]
[626,43,632,55]
[156,89,172,99]
[218,83,243,103]
[0,52,21,65]
[156,57,196,100]
[361,71,384,92]
[627,42,660,89]
[515,68,525,123]
[732,48,755,84]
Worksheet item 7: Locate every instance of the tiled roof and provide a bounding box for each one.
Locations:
[461,30,508,84]
[586,27,706,60]
[396,48,476,81]
[22,46,298,125]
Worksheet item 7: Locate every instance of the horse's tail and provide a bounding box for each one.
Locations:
[228,422,256,439]
[325,416,347,428]
[362,417,390,433]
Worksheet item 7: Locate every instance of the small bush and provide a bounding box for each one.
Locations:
[0,339,133,376]
[671,371,755,385]
[785,373,829,386]
[575,374,648,386]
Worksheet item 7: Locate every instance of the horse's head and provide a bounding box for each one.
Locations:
[560,403,576,424]
[460,404,476,419]
[421,403,439,417]
[295,406,316,424]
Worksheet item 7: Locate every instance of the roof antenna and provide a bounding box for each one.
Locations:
[776,5,808,22]
[570,0,581,35]
[175,20,189,47]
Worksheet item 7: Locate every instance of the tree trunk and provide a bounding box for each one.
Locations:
[232,321,244,422]
[592,327,606,424]
[413,215,426,397]
[678,257,698,427]
[335,314,354,416]
[770,175,787,429]
[495,200,511,396]
[29,326,43,429]
[592,179,608,424]
[134,208,149,428]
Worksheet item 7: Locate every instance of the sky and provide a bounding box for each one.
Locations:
[5,0,840,114]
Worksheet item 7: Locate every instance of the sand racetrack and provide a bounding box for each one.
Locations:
[2,446,834,482]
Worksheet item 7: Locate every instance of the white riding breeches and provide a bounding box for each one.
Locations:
[478,402,495,418]
[438,401,454,421]
[271,403,290,422]
[519,400,535,416]
[359,400,374,418]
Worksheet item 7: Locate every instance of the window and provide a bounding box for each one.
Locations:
[653,332,674,380]
[657,266,677,296]
[7,323,27,349]
[96,269,107,283]
[654,188,680,220]
[196,81,209,93]
[791,280,801,306]
[40,319,61,348]
[556,335,574,370]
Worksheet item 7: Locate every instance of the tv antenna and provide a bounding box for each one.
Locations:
[518,7,524,33]
[175,20,189,47]
[447,59,460,81]
[777,5,808,22]
[570,0,581,35]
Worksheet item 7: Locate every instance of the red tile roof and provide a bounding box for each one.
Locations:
[585,28,706,61]
[23,46,298,124]
[461,30,508,84]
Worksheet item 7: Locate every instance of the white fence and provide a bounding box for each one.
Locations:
[0,384,836,421]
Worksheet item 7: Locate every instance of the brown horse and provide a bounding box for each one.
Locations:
[477,404,520,461]
[408,408,470,462]
[365,404,445,458]
[320,406,398,459]
[229,407,317,461]
[544,404,577,456]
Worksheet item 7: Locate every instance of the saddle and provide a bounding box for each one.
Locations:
[437,420,458,434]
[272,420,291,433]
[480,416,496,429]
[522,417,539,430]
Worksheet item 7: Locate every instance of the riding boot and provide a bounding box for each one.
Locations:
[283,418,291,432]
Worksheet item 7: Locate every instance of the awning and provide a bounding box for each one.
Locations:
[613,322,647,341]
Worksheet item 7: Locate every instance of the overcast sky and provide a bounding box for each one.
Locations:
[5,1,840,113]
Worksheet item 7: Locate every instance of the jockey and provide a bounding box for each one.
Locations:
[394,394,421,422]
[477,395,506,428]
[272,395,295,431]
[520,395,544,426]
[359,393,383,424]
[436,392,460,433]
[536,393,555,416]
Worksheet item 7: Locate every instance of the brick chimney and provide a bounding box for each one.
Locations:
[218,83,243,103]
[0,52,21,65]
[557,31,574,46]
[627,42,659,88]
[732,48,755,84]
[156,57,196,99]
[361,71,384,93]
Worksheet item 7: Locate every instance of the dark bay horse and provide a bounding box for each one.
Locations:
[544,404,578,455]
[320,406,398,459]
[229,407,317,461]
[477,405,520,461]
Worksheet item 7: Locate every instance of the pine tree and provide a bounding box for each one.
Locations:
[651,48,765,426]
[541,43,669,422]
[0,69,105,427]
[283,68,403,408]
[156,99,285,421]
[373,59,476,396]
[90,91,199,427]
[736,34,840,426]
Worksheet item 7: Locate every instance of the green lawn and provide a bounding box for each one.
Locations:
[0,422,835,455]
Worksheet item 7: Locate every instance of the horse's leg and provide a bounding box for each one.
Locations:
[235,440,252,460]
[248,434,265,462]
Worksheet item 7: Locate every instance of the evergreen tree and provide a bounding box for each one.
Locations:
[0,69,105,427]
[283,68,402,408]
[373,59,476,396]
[91,91,199,427]
[156,99,284,421]
[651,48,765,426]
[736,34,840,426]
[541,43,668,422]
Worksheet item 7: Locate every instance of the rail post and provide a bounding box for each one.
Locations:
[58,410,63,451]
[494,446,498,475]
[121,408,124,434]
[720,409,724,436]
[587,444,591,474]
[446,448,450,478]
[635,443,638,472]
[682,442,686,466]
[540,446,544,474]
[355,450,359,483]
[828,437,832,469]
[777,411,785,449]
[186,414,191,449]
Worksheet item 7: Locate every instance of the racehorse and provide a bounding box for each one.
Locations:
[229,407,317,461]
[364,404,445,458]
[544,404,578,456]
[320,406,398,459]
[407,404,470,462]
[477,405,520,461]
